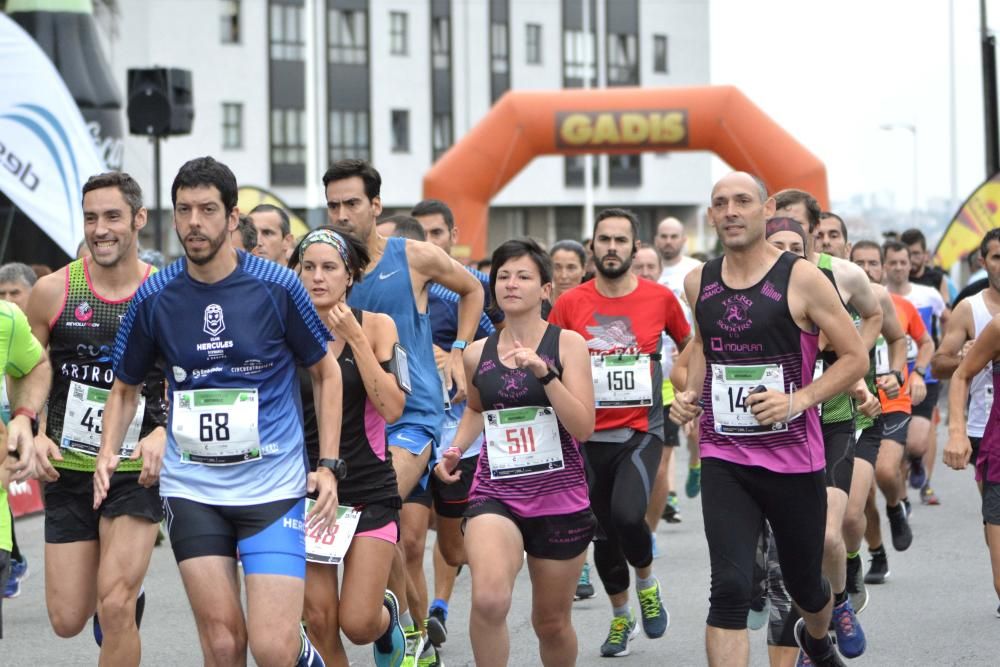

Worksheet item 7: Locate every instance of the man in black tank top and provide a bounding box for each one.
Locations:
[671,172,869,667]
[25,172,166,663]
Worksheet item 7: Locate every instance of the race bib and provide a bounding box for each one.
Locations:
[61,381,146,457]
[813,359,824,417]
[874,336,891,376]
[905,335,918,363]
[711,364,788,436]
[592,354,653,408]
[172,388,260,465]
[484,406,563,479]
[305,501,362,565]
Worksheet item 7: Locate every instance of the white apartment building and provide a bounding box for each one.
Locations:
[103,0,711,257]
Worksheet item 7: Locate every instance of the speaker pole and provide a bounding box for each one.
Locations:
[153,135,163,252]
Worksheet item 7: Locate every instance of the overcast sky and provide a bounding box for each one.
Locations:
[709,0,994,213]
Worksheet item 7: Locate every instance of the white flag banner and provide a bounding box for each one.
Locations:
[0,13,104,257]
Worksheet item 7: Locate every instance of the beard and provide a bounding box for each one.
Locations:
[595,253,633,279]
[179,226,229,266]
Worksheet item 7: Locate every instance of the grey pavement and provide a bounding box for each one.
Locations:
[2,425,998,665]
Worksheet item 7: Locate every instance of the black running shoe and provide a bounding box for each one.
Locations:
[887,505,913,551]
[863,549,890,584]
[426,606,448,647]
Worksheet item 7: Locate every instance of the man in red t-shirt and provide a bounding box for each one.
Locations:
[549,208,690,657]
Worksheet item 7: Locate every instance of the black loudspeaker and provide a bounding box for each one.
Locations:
[126,67,194,136]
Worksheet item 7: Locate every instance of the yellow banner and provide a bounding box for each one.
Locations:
[236,186,310,240]
[934,174,1000,270]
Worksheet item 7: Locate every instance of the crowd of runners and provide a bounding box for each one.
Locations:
[0,159,997,667]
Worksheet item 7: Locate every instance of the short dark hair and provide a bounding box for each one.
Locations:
[819,211,848,242]
[850,240,882,263]
[288,224,371,295]
[411,199,454,231]
[593,207,640,245]
[171,157,238,217]
[236,214,258,250]
[489,238,553,315]
[322,159,381,200]
[774,189,821,231]
[82,171,144,216]
[882,240,909,259]
[980,228,1000,257]
[900,228,926,250]
[550,239,587,267]
[249,204,291,236]
[475,258,492,272]
[381,214,426,241]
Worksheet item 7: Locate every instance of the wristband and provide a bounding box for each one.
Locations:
[445,446,462,458]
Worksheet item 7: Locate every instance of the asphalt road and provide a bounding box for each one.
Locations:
[3,424,998,666]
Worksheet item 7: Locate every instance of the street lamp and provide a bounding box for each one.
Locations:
[880,123,918,219]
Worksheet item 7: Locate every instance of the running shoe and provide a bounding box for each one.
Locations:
[297,623,327,666]
[830,598,866,658]
[863,548,890,584]
[845,554,868,614]
[600,614,639,657]
[3,556,27,598]
[793,618,846,667]
[661,492,682,523]
[908,456,927,489]
[94,587,146,647]
[920,483,941,505]
[637,578,669,638]
[887,504,913,551]
[373,591,405,667]
[575,562,595,601]
[416,643,444,667]
[401,624,425,667]
[685,465,702,499]
[425,605,448,647]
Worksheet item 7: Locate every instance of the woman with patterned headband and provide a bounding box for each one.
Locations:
[290,226,409,666]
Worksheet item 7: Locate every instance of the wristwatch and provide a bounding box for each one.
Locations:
[452,340,469,351]
[913,366,927,378]
[891,370,905,387]
[11,407,39,436]
[538,366,561,386]
[318,458,348,481]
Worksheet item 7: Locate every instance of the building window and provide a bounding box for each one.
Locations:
[220,0,240,43]
[270,3,305,60]
[329,110,370,162]
[526,23,542,64]
[653,34,668,73]
[607,33,638,85]
[391,109,409,153]
[432,113,452,161]
[563,30,595,84]
[432,16,450,70]
[390,11,408,55]
[564,155,599,187]
[329,8,367,65]
[609,154,642,186]
[491,23,509,74]
[222,103,243,149]
[271,108,305,165]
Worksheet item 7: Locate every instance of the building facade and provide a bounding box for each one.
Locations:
[104,0,710,257]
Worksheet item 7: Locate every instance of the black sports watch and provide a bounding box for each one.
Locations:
[891,370,905,387]
[913,366,927,378]
[538,366,561,386]
[318,458,348,481]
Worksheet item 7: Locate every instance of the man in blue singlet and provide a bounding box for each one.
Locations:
[323,160,483,666]
[94,156,342,667]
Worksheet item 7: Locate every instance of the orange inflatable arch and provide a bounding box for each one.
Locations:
[423,85,828,259]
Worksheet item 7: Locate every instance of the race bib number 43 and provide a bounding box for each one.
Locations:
[592,354,653,408]
[172,388,261,465]
[710,364,787,436]
[484,406,564,479]
[61,381,145,457]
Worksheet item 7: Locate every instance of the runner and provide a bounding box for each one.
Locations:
[434,238,596,667]
[0,298,50,637]
[932,228,1000,484]
[24,172,167,663]
[942,309,1000,618]
[324,159,483,667]
[549,208,690,657]
[882,240,945,506]
[850,241,932,575]
[655,216,704,499]
[548,240,588,319]
[289,227,408,666]
[672,172,868,667]
[94,157,340,667]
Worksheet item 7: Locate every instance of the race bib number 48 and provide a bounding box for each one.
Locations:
[484,406,564,479]
[710,364,787,436]
[305,501,361,565]
[172,388,261,465]
[592,354,653,408]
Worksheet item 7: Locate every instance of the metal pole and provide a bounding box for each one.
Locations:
[948,0,959,211]
[982,0,1000,176]
[581,0,594,242]
[0,203,17,264]
[153,135,163,251]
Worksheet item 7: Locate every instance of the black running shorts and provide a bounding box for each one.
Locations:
[44,469,163,544]
[881,411,910,446]
[854,419,882,468]
[464,498,596,560]
[821,420,855,494]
